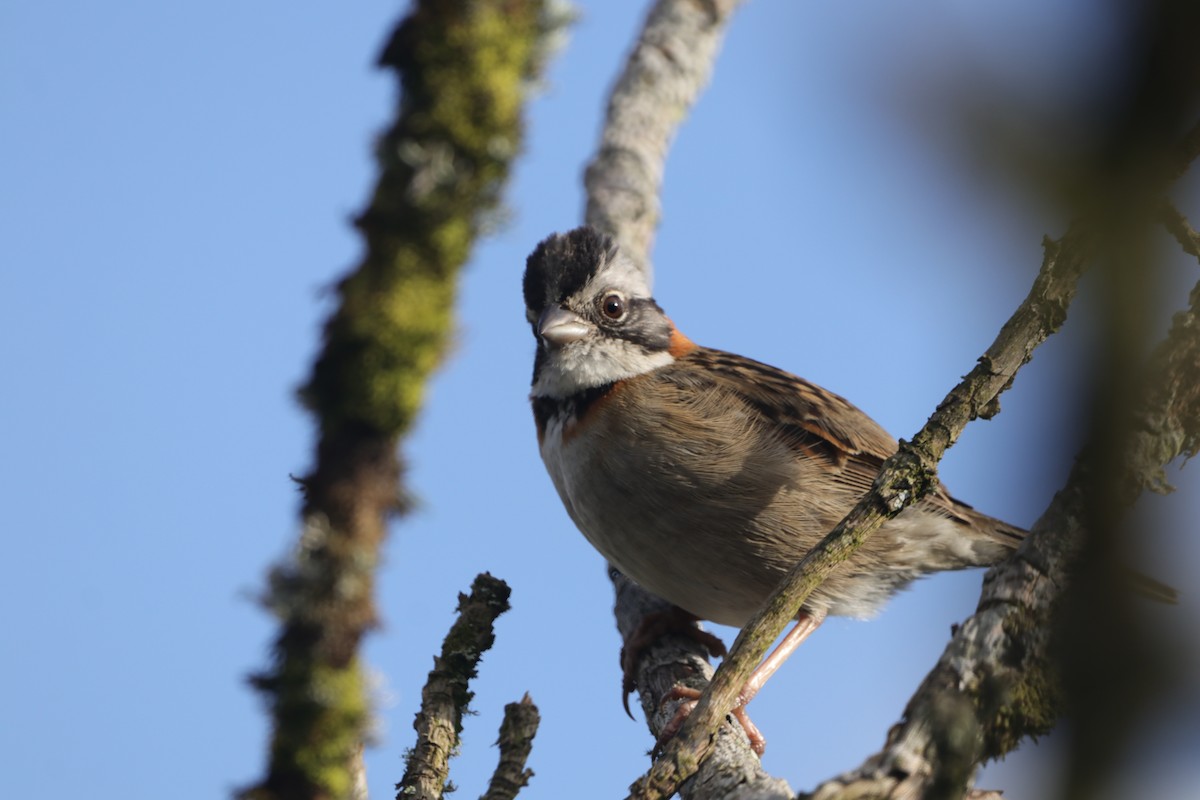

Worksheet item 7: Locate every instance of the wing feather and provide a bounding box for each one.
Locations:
[675,347,985,526]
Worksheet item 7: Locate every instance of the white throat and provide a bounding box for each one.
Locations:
[532,338,673,398]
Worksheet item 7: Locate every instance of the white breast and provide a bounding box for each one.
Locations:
[538,414,594,532]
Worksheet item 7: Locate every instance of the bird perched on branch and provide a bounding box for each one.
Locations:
[521,225,1165,754]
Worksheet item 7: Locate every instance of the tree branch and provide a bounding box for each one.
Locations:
[585,0,747,276]
[480,694,541,800]
[242,2,557,797]
[613,571,793,800]
[397,574,514,800]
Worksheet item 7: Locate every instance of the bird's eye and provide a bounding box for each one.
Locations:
[600,293,626,320]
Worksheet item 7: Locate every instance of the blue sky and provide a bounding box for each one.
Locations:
[3,2,1198,798]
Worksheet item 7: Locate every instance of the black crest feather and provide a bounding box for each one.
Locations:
[523,227,619,314]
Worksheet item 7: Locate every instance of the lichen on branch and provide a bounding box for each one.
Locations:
[397,574,514,800]
[243,3,560,799]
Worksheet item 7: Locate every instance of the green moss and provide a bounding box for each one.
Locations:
[979,610,1060,758]
[299,0,561,444]
[248,656,370,800]
[249,3,565,799]
[290,662,370,798]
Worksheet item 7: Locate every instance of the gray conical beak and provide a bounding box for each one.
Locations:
[537,306,591,347]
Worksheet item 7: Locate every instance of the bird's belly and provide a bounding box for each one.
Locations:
[540,419,976,625]
[541,423,794,627]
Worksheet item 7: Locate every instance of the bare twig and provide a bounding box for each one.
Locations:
[397,574,513,800]
[480,694,541,800]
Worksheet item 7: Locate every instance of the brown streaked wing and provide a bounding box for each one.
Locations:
[677,349,1024,542]
[688,348,895,453]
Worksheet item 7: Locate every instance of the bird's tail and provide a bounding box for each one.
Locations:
[972,510,1178,605]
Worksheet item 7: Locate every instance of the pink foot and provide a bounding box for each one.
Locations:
[656,685,766,756]
[650,610,828,759]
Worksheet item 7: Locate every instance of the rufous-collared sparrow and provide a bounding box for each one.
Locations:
[523,226,1025,752]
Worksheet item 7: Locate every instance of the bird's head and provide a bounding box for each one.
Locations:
[523,227,681,399]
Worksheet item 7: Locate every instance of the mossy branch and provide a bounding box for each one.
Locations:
[479,694,541,800]
[397,574,514,800]
[303,0,560,441]
[243,3,559,799]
